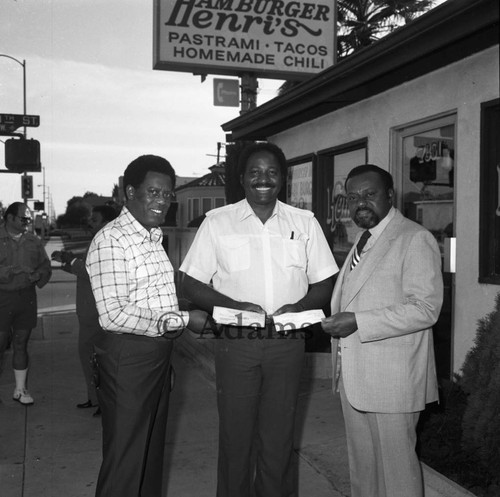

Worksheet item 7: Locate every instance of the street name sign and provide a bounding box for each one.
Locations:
[0,113,40,133]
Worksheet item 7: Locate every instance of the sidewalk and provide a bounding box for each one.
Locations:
[0,277,350,496]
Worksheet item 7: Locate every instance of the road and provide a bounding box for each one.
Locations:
[0,234,344,497]
[37,236,78,315]
[38,234,96,315]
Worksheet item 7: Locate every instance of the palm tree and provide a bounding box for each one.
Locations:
[337,0,435,58]
[278,0,436,95]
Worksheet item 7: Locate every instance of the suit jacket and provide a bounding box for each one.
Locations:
[331,209,443,413]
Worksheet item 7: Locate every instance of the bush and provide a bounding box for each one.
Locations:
[418,292,500,497]
[460,292,500,482]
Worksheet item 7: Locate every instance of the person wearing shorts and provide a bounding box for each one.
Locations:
[0,202,52,405]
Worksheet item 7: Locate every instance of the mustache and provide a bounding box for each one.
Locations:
[252,182,275,188]
[355,207,374,215]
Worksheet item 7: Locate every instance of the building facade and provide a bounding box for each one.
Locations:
[175,164,226,228]
[222,0,499,378]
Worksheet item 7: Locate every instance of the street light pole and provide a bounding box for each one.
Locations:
[0,54,29,205]
[37,165,47,212]
[0,54,27,136]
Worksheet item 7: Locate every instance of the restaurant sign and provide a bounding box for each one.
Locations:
[154,0,336,80]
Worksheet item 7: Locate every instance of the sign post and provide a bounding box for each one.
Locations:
[240,74,258,113]
[1,114,41,174]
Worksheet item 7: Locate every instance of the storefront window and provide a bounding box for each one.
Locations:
[479,99,500,284]
[401,124,455,255]
[316,144,367,267]
[286,160,313,210]
[299,143,366,353]
[395,114,456,379]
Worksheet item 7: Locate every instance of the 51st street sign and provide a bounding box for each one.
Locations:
[0,113,40,133]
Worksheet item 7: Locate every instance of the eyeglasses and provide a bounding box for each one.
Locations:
[146,189,176,201]
[15,215,32,224]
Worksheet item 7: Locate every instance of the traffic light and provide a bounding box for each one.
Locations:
[34,201,45,211]
[5,138,41,172]
[21,175,34,199]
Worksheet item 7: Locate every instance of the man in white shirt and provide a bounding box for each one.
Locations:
[180,142,339,497]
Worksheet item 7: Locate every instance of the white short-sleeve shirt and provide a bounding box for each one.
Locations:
[180,199,339,314]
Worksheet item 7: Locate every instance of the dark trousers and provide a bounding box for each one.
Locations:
[215,328,305,497]
[77,317,101,405]
[94,331,173,497]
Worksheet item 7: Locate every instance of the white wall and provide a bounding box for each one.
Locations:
[271,46,500,373]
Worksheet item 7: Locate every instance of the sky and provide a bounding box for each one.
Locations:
[0,0,284,217]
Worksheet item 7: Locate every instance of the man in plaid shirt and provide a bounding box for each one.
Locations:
[86,155,209,497]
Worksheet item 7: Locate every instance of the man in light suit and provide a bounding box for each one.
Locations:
[321,164,443,497]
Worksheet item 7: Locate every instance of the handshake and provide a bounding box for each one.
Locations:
[51,250,76,265]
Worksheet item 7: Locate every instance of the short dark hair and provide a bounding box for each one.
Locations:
[3,202,27,221]
[345,164,394,192]
[123,155,176,198]
[238,142,288,178]
[92,204,118,223]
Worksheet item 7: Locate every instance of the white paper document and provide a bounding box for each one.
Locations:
[212,306,266,328]
[272,309,325,332]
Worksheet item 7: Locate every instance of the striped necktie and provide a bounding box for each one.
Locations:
[350,230,371,270]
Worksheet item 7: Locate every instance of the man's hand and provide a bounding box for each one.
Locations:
[321,312,358,338]
[187,309,218,334]
[273,303,304,316]
[234,302,265,314]
[51,250,75,264]
[11,265,32,275]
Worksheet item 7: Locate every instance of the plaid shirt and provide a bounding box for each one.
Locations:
[86,206,188,337]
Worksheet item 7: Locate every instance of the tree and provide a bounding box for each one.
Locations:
[83,191,100,198]
[460,292,500,481]
[278,0,436,95]
[56,196,91,228]
[337,0,435,58]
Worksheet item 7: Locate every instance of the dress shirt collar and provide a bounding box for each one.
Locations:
[120,206,163,244]
[238,198,280,222]
[368,206,396,241]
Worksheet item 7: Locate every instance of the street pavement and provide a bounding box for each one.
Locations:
[0,238,351,497]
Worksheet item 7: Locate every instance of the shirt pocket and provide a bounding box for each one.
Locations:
[132,252,156,289]
[219,235,250,272]
[282,239,307,269]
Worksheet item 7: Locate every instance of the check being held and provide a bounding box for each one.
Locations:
[212,306,324,330]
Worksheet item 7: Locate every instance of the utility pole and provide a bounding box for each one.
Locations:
[0,55,27,135]
[0,54,29,205]
[240,73,258,114]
